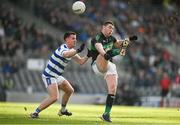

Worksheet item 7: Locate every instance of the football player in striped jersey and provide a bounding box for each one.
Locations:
[30,31,89,118]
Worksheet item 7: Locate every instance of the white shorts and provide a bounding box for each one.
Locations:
[91,61,118,79]
[42,74,66,88]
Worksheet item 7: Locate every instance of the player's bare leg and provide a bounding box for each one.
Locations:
[58,80,74,116]
[106,74,118,95]
[96,54,108,73]
[101,74,117,122]
[30,83,59,118]
[96,55,118,122]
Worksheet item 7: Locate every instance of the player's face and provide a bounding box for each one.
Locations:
[67,34,77,48]
[103,24,114,37]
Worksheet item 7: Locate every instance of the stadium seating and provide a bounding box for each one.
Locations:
[0,0,179,99]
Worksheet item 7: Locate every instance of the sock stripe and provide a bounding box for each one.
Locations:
[35,108,41,113]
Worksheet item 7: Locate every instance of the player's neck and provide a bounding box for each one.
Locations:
[101,31,109,38]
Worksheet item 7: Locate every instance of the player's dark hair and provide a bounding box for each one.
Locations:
[103,21,114,26]
[64,31,76,40]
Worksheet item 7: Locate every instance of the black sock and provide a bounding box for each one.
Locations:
[104,94,115,114]
[61,104,66,107]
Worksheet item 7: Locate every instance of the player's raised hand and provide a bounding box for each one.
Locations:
[76,43,85,53]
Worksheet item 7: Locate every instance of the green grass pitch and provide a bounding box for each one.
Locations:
[0,102,180,125]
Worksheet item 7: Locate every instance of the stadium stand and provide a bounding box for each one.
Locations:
[0,0,180,105]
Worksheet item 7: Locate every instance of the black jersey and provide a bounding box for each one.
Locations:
[89,32,117,63]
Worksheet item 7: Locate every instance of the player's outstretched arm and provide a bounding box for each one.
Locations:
[120,35,138,56]
[72,54,89,65]
[114,35,138,49]
[113,35,138,56]
[63,43,85,58]
[71,44,89,65]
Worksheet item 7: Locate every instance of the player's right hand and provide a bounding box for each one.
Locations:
[104,53,111,60]
[104,50,113,60]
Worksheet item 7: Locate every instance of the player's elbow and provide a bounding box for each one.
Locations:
[79,61,85,65]
[80,58,88,65]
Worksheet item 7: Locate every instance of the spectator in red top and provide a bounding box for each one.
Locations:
[160,72,171,107]
[163,49,171,61]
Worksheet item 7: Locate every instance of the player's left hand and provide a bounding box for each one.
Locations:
[87,49,93,57]
[77,43,85,53]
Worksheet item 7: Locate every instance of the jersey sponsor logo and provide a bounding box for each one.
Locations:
[102,40,106,43]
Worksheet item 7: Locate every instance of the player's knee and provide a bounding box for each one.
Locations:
[66,88,74,95]
[70,87,74,94]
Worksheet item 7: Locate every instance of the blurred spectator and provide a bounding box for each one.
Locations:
[0,21,5,38]
[115,82,141,106]
[160,72,171,107]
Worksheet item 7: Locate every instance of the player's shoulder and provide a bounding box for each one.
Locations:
[94,32,104,41]
[58,44,69,51]
[109,35,117,42]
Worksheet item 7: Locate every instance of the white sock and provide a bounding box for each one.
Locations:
[61,106,66,112]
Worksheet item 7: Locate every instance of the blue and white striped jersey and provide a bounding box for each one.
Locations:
[43,44,71,78]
